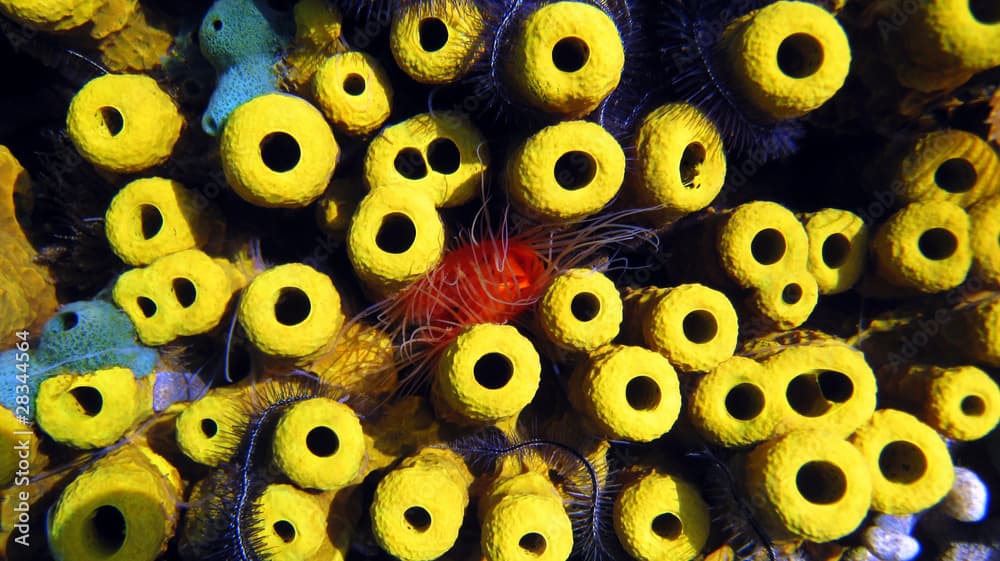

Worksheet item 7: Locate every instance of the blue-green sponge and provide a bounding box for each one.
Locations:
[0,300,159,415]
[199,0,293,135]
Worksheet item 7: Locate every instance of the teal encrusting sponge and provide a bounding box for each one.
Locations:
[0,300,159,416]
[198,0,293,135]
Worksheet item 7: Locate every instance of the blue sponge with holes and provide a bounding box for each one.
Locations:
[35,300,159,379]
[198,0,293,135]
[0,300,159,416]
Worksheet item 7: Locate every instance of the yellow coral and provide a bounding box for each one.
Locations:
[114,249,244,346]
[96,3,174,73]
[284,0,348,88]
[479,471,574,561]
[850,409,954,515]
[390,0,484,84]
[250,483,331,561]
[761,341,877,439]
[889,0,1000,92]
[67,74,183,173]
[35,367,153,449]
[0,146,57,339]
[174,386,247,466]
[745,430,872,542]
[347,187,445,294]
[507,121,624,220]
[505,1,624,118]
[717,200,810,288]
[48,444,181,561]
[969,194,1000,287]
[688,356,789,447]
[625,283,739,373]
[433,323,541,424]
[892,130,1000,208]
[746,267,819,329]
[801,208,869,295]
[0,406,44,487]
[613,471,711,561]
[538,268,622,352]
[880,364,1000,442]
[363,112,488,207]
[569,345,681,442]
[272,397,366,490]
[313,51,393,136]
[719,0,851,120]
[221,93,339,208]
[104,177,222,266]
[631,103,727,223]
[871,200,972,293]
[0,0,103,32]
[370,448,473,561]
[237,263,345,360]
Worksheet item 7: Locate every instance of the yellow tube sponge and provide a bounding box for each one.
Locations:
[313,51,393,136]
[880,364,1000,442]
[113,249,243,346]
[746,268,819,330]
[370,448,473,561]
[891,0,1000,91]
[505,1,624,118]
[0,0,102,32]
[104,177,221,266]
[569,345,681,442]
[850,409,954,515]
[745,430,872,542]
[538,268,622,352]
[631,103,727,222]
[688,356,789,448]
[613,471,710,561]
[363,112,488,207]
[479,471,574,561]
[892,130,1000,208]
[507,121,624,220]
[969,194,1000,287]
[433,323,541,424]
[175,386,247,466]
[250,483,331,561]
[67,74,183,174]
[48,444,181,561]
[221,93,339,208]
[390,0,485,84]
[347,187,445,294]
[761,341,877,439]
[953,297,1000,367]
[272,397,366,490]
[717,200,809,288]
[718,0,851,120]
[801,208,869,294]
[35,367,151,449]
[871,200,972,293]
[238,263,345,359]
[630,283,739,373]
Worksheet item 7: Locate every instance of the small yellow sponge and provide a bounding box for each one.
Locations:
[67,73,183,173]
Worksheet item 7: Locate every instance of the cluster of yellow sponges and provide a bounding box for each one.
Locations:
[0,1,999,561]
